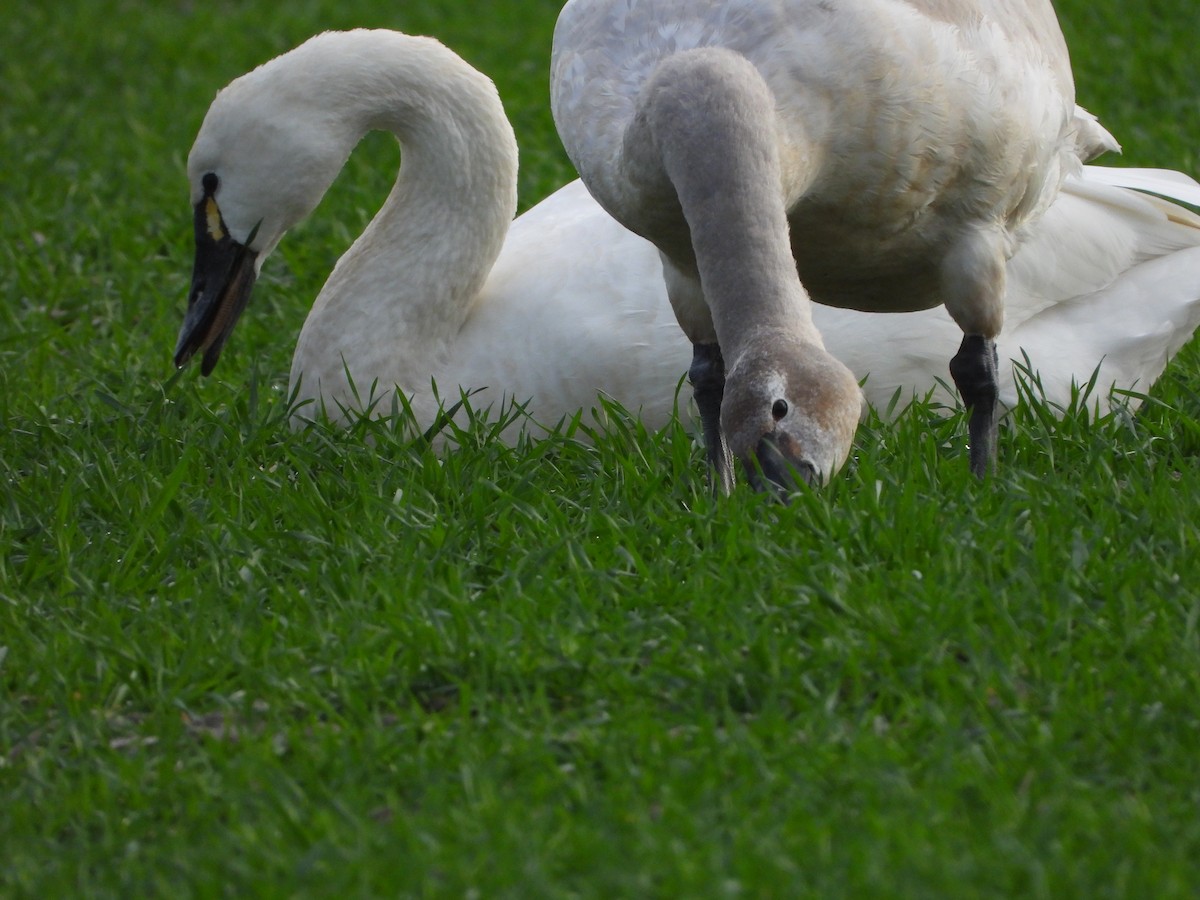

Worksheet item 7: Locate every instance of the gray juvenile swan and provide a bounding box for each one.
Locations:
[550,0,1142,492]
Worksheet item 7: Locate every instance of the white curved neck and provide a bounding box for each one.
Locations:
[287,31,519,402]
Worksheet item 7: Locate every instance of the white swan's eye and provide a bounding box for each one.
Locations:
[202,172,219,195]
[772,399,788,421]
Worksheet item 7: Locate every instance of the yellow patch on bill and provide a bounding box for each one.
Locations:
[205,197,225,241]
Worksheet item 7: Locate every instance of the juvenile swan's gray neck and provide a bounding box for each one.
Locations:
[621,48,822,359]
[614,47,859,490]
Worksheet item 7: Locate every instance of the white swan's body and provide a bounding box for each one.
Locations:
[837,170,1200,412]
[549,0,1143,485]
[532,174,1200,416]
[177,29,1200,452]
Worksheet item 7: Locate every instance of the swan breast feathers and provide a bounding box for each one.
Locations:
[554,0,1082,317]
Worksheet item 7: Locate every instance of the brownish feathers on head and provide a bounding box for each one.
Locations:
[721,332,863,494]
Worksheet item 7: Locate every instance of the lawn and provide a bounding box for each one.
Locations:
[3,0,1200,896]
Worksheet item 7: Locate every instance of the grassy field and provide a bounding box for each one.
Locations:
[3,0,1200,896]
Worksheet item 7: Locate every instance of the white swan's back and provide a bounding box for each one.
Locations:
[516,173,1200,420]
[469,180,690,431]
[823,169,1200,413]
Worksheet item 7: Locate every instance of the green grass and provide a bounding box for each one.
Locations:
[3,0,1200,896]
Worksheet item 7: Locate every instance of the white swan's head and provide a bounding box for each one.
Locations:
[721,333,863,495]
[174,30,519,377]
[175,35,364,374]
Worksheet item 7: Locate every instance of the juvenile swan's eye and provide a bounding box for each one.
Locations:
[772,399,789,421]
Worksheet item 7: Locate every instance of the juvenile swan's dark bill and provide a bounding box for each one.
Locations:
[174,187,259,376]
[744,433,819,499]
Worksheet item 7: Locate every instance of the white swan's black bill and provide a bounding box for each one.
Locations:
[174,192,259,376]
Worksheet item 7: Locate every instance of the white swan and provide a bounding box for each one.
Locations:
[175,28,690,436]
[550,0,1142,489]
[175,29,1200,462]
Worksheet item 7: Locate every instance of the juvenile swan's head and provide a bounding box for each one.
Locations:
[721,332,863,495]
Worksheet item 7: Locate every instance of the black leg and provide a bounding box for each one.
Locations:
[689,342,735,495]
[949,334,999,478]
